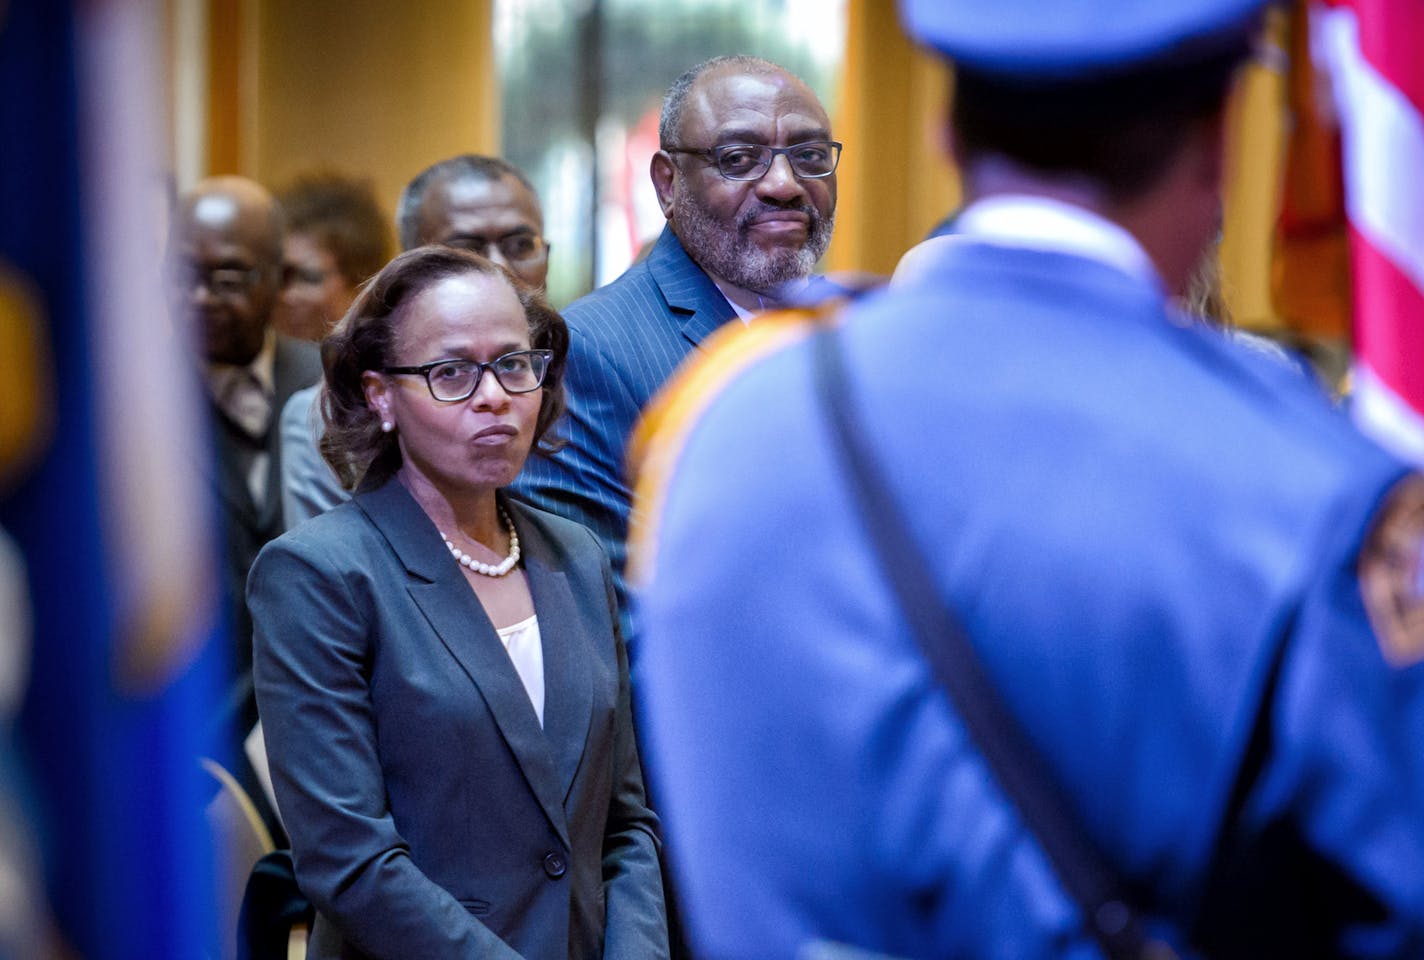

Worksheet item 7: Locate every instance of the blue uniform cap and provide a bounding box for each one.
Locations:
[898,0,1272,78]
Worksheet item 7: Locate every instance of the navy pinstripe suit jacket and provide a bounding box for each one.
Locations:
[512,226,737,639]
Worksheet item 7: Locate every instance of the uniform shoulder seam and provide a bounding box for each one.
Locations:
[626,305,832,585]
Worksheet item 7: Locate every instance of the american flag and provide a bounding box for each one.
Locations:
[1314,0,1424,462]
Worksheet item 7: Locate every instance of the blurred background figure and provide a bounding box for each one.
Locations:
[273,172,394,343]
[395,154,549,285]
[169,176,322,847]
[1183,233,1307,372]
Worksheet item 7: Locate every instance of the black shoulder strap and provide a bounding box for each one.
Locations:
[811,321,1167,960]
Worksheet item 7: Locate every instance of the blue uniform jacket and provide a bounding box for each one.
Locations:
[633,239,1424,958]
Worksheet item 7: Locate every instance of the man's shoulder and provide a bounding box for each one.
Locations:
[281,382,320,420]
[558,260,708,389]
[562,256,669,330]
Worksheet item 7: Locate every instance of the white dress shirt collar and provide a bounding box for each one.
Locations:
[714,276,812,325]
[207,328,278,437]
[955,194,1162,292]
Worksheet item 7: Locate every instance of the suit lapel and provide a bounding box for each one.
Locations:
[208,335,320,529]
[209,404,261,520]
[208,400,284,533]
[355,480,572,849]
[253,407,285,531]
[646,225,737,350]
[509,503,594,804]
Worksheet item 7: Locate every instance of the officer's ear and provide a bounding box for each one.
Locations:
[939,77,962,169]
[1189,106,1230,196]
[943,123,965,171]
[651,150,678,220]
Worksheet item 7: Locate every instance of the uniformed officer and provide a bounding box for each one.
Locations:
[626,0,1424,957]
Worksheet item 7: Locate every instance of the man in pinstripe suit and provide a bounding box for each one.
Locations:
[513,55,839,637]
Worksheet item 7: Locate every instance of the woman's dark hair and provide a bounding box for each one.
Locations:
[278,172,394,287]
[318,245,569,491]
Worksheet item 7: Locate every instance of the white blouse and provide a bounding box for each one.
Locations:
[495,613,545,727]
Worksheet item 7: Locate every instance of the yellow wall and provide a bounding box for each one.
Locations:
[827,0,960,277]
[1218,15,1290,332]
[194,0,498,217]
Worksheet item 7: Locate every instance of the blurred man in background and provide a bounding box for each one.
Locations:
[173,177,322,677]
[171,176,322,837]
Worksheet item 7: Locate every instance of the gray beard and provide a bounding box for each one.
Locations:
[673,190,834,298]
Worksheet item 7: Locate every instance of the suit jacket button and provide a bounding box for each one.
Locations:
[542,852,566,879]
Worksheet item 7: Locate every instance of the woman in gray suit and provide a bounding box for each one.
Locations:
[248,246,668,960]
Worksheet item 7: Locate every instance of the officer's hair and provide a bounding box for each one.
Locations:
[659,55,803,148]
[396,155,541,252]
[952,36,1253,203]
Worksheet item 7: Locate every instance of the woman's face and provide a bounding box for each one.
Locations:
[363,271,541,497]
[274,232,354,341]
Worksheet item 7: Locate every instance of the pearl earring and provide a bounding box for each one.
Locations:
[381,420,394,433]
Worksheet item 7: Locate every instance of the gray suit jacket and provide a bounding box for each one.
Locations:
[211,334,322,745]
[279,383,345,530]
[249,479,667,960]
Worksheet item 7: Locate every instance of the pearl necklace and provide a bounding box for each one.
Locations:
[441,508,521,577]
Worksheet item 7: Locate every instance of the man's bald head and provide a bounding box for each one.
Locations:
[177,176,285,262]
[172,176,286,365]
[657,55,809,147]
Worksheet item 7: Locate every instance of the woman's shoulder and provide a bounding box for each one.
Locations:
[258,500,378,571]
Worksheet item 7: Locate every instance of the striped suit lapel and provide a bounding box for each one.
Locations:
[645,226,737,349]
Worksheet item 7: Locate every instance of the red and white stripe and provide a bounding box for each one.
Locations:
[1314,0,1424,463]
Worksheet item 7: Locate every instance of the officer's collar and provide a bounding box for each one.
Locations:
[956,194,1163,293]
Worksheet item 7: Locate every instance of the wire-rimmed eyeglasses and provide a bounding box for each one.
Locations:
[663,140,842,182]
[443,231,549,266]
[382,349,553,402]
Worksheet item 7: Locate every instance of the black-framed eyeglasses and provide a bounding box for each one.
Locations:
[171,263,265,297]
[664,140,842,181]
[382,349,553,402]
[443,231,549,265]
[284,264,331,287]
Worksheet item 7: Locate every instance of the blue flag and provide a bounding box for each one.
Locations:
[0,2,227,956]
